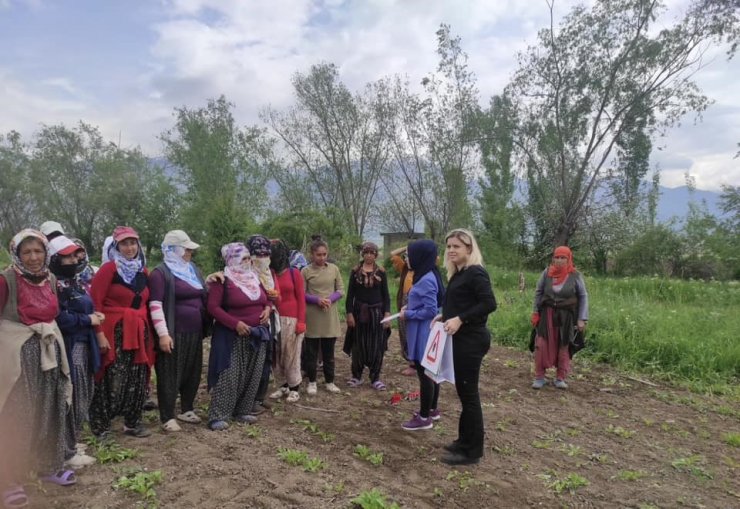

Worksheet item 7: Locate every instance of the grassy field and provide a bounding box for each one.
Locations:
[489,269,740,393]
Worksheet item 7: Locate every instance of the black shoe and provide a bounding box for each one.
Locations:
[249,405,266,416]
[123,424,152,438]
[440,452,480,466]
[143,399,158,411]
[258,400,272,410]
[443,441,462,454]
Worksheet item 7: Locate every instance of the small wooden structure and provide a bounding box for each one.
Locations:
[379,231,425,255]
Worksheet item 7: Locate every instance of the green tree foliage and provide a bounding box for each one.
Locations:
[0,131,36,245]
[263,63,391,237]
[161,96,269,256]
[382,25,478,241]
[476,94,527,265]
[508,0,739,249]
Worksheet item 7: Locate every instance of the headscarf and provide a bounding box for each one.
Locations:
[49,238,88,289]
[353,241,383,288]
[72,238,95,287]
[110,233,145,285]
[101,236,114,264]
[407,239,445,308]
[270,239,290,274]
[289,249,308,270]
[547,246,577,285]
[9,229,50,283]
[246,234,274,290]
[162,244,203,289]
[221,242,261,300]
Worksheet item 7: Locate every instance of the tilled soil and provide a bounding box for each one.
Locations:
[33,332,739,508]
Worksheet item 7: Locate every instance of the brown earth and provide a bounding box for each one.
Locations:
[32,331,739,508]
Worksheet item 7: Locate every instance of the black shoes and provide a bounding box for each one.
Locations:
[440,451,480,466]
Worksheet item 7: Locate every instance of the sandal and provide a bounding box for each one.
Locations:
[371,380,387,391]
[3,486,28,508]
[162,419,182,432]
[176,411,201,424]
[347,378,363,388]
[41,470,77,486]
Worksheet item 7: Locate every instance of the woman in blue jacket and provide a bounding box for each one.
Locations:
[399,240,445,431]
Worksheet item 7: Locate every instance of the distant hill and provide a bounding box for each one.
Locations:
[655,186,723,223]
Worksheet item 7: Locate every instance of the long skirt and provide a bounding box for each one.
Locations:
[350,306,387,383]
[534,307,571,379]
[89,324,150,434]
[208,339,266,423]
[155,331,203,423]
[0,335,69,483]
[69,341,94,434]
[273,316,304,388]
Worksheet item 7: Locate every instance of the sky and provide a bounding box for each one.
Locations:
[1,0,738,191]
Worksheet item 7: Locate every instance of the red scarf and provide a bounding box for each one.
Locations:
[547,246,576,285]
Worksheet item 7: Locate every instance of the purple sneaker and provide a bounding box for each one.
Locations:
[402,414,433,431]
[429,408,441,421]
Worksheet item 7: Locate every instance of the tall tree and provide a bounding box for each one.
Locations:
[508,0,739,247]
[263,63,391,237]
[161,96,268,261]
[476,94,526,263]
[384,25,479,241]
[0,131,36,244]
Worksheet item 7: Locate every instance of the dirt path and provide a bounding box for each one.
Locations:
[33,332,739,508]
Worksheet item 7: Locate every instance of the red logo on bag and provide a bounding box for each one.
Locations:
[426,329,441,363]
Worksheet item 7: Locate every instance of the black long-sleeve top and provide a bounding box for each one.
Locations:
[442,265,497,329]
[345,268,391,315]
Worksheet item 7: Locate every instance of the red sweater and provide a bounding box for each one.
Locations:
[274,268,306,324]
[90,261,153,378]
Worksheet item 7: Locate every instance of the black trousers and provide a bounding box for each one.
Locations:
[452,326,490,459]
[155,331,203,423]
[304,337,336,383]
[414,362,440,418]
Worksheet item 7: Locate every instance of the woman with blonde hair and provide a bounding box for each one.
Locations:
[436,228,496,465]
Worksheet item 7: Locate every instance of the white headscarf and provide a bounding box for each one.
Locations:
[162,244,203,289]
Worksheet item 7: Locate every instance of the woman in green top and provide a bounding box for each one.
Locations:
[301,239,344,396]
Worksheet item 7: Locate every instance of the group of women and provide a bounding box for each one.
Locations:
[0,221,588,506]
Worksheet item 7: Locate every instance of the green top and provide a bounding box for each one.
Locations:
[302,262,344,338]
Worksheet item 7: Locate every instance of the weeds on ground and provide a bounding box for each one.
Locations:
[291,418,335,442]
[354,444,384,466]
[351,488,400,509]
[617,470,647,481]
[722,432,740,447]
[112,467,162,508]
[606,424,636,438]
[244,425,262,439]
[85,436,138,464]
[277,447,325,472]
[538,470,589,494]
[671,455,713,480]
[446,470,482,492]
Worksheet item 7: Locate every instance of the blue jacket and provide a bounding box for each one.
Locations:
[404,272,440,362]
[56,284,101,373]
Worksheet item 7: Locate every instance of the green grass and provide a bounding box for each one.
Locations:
[112,468,162,508]
[351,488,400,509]
[722,432,740,447]
[488,268,740,392]
[354,444,384,466]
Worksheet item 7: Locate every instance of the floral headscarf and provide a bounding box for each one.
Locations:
[9,229,50,282]
[222,242,261,300]
[289,250,308,270]
[162,244,203,290]
[247,234,274,291]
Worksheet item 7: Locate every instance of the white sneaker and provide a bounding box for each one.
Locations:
[307,382,317,395]
[270,387,289,400]
[286,390,300,403]
[325,382,341,394]
[162,418,182,432]
[65,453,96,469]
